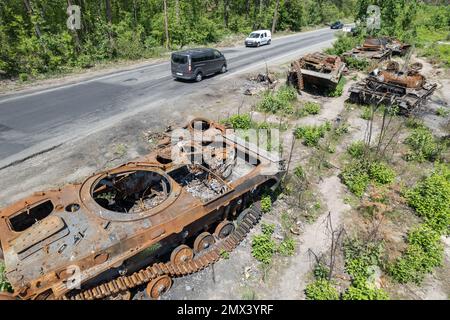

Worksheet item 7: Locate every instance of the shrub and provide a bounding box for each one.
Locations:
[313,263,330,280]
[341,161,370,197]
[368,162,396,185]
[405,164,450,233]
[293,165,305,179]
[389,225,444,284]
[260,195,272,213]
[223,114,253,130]
[325,33,363,56]
[436,107,449,117]
[0,262,12,293]
[347,141,365,159]
[257,87,296,115]
[344,239,383,282]
[251,224,276,264]
[404,127,442,162]
[278,237,295,256]
[342,280,389,300]
[305,279,340,300]
[361,106,372,120]
[302,102,321,115]
[345,56,369,71]
[294,122,331,147]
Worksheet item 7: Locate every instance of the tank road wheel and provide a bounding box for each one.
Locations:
[170,244,194,265]
[193,232,216,253]
[236,207,260,226]
[146,275,172,299]
[214,221,235,239]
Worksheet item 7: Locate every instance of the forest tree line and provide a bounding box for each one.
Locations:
[0,0,448,79]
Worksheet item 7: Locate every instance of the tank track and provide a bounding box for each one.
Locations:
[60,206,262,300]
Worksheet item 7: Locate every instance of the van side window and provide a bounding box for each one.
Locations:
[264,33,267,37]
[214,50,221,59]
[206,52,215,60]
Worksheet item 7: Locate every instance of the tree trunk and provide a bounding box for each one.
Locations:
[245,0,250,19]
[223,0,229,28]
[105,0,112,24]
[23,0,42,38]
[163,0,170,49]
[175,0,180,23]
[271,0,280,34]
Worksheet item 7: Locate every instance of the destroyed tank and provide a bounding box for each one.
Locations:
[287,52,346,92]
[348,62,437,116]
[0,119,285,300]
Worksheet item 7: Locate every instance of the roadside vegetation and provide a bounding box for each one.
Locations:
[0,0,358,80]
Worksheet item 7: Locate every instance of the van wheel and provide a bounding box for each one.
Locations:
[268,39,271,45]
[256,42,260,47]
[195,72,203,82]
[221,65,227,74]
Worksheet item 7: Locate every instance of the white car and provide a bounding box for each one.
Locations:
[245,30,272,47]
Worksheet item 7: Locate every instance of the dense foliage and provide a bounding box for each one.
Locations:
[305,279,340,300]
[0,0,358,78]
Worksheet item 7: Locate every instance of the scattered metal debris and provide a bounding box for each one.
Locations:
[348,62,437,115]
[0,118,284,300]
[287,52,346,92]
[244,73,277,95]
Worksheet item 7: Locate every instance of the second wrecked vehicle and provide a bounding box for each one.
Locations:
[0,119,285,300]
[343,37,411,63]
[348,61,437,115]
[287,52,346,92]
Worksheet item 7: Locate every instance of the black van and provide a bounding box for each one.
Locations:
[171,48,227,82]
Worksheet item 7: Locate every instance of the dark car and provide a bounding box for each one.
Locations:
[330,21,344,29]
[171,48,227,82]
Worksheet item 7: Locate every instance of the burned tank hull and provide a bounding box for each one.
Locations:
[348,68,437,116]
[287,52,346,92]
[0,119,285,300]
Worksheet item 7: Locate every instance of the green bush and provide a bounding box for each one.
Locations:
[294,122,331,147]
[257,86,296,115]
[361,106,372,120]
[347,141,366,159]
[325,33,363,56]
[368,162,396,185]
[313,263,330,280]
[405,164,450,233]
[341,161,370,197]
[251,224,276,264]
[0,262,12,293]
[223,114,253,130]
[260,195,272,213]
[389,225,444,284]
[305,279,340,300]
[293,165,305,179]
[278,237,295,256]
[342,279,389,300]
[436,107,449,117]
[345,56,369,71]
[300,102,321,116]
[404,127,442,162]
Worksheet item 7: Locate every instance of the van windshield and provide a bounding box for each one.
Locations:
[249,33,260,38]
[172,54,188,64]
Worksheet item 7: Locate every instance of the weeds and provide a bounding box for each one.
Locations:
[251,223,276,264]
[404,126,444,162]
[327,77,346,97]
[347,141,366,159]
[0,262,12,293]
[223,113,253,130]
[260,195,272,213]
[297,102,321,117]
[305,279,340,300]
[278,237,295,256]
[294,122,331,147]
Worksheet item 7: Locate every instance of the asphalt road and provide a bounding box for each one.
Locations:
[0,27,337,168]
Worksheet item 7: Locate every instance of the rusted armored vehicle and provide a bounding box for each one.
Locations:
[343,37,411,63]
[287,52,346,92]
[343,37,393,62]
[348,62,437,115]
[0,119,285,300]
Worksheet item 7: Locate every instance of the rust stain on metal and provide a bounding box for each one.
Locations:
[0,118,285,300]
[287,52,346,91]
